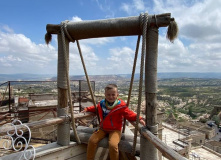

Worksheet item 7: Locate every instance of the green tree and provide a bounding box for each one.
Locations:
[188,106,197,119]
[211,115,220,126]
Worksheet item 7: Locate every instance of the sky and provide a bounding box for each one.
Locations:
[0,0,220,75]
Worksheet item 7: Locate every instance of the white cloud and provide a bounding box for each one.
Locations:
[105,47,138,74]
[71,16,83,22]
[1,25,14,33]
[121,3,131,14]
[132,0,221,73]
[0,55,21,67]
[0,20,116,75]
[68,42,100,75]
[158,33,221,72]
[0,29,57,74]
[68,45,137,75]
[80,37,115,45]
[121,0,145,15]
[133,0,145,11]
[1,0,220,75]
[152,0,221,42]
[94,0,115,18]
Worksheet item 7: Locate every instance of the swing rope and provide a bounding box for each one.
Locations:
[122,35,141,133]
[132,12,149,155]
[60,22,81,144]
[76,40,101,124]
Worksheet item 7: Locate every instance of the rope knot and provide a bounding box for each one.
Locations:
[61,21,75,42]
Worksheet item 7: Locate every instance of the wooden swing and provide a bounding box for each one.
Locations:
[45,12,180,160]
[59,13,152,153]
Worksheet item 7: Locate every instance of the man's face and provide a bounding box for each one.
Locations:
[105,88,119,103]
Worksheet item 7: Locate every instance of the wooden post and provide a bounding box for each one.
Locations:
[8,81,11,112]
[141,26,159,160]
[79,80,82,112]
[57,33,70,146]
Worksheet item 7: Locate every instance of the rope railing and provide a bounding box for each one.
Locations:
[0,119,36,160]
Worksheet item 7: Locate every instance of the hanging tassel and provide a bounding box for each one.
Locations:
[45,32,52,45]
[166,20,179,43]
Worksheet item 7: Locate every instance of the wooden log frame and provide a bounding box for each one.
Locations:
[43,13,183,160]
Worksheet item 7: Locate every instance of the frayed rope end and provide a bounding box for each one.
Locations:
[166,20,179,43]
[45,32,52,45]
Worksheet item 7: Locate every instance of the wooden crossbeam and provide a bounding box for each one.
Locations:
[46,13,173,40]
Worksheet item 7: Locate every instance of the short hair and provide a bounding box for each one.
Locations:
[105,84,118,91]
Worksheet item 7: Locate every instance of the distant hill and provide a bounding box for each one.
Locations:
[0,72,220,84]
[52,72,221,82]
[0,74,55,83]
[50,74,130,82]
[158,72,221,79]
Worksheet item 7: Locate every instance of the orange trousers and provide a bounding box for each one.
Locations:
[86,129,121,160]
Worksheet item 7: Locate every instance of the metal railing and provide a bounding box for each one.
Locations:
[0,119,36,160]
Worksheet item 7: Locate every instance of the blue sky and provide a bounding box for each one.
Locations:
[0,0,220,75]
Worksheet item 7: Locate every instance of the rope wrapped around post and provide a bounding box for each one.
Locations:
[60,21,81,144]
[60,21,100,125]
[132,12,149,155]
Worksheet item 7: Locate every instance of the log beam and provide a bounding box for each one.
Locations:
[0,117,65,136]
[0,113,94,136]
[46,13,173,40]
[70,131,140,155]
[76,126,140,144]
[140,128,187,160]
[129,122,187,160]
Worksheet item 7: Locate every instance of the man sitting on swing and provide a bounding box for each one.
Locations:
[82,84,145,160]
